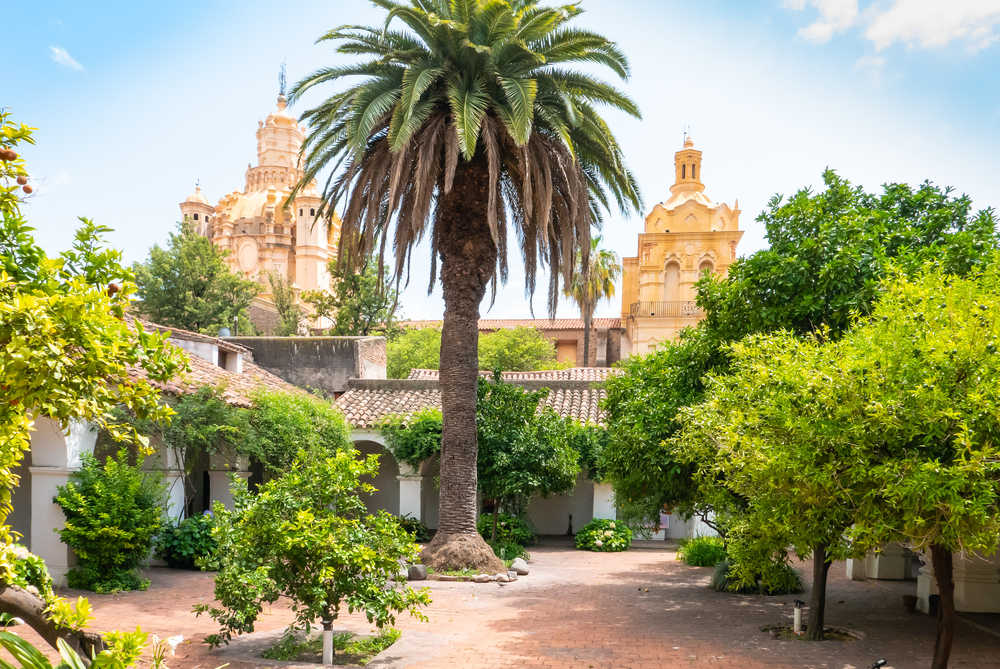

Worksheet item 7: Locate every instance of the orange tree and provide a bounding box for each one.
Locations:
[1,111,184,655]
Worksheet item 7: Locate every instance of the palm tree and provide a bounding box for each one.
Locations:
[565,236,620,366]
[289,0,641,570]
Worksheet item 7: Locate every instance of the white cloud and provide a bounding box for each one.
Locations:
[49,45,84,71]
[865,0,1000,51]
[855,53,887,70]
[786,0,1000,51]
[788,0,860,43]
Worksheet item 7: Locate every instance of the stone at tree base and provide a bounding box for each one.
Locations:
[407,564,427,581]
[495,573,510,583]
[421,532,506,573]
[510,558,529,575]
[472,574,493,583]
[395,568,408,582]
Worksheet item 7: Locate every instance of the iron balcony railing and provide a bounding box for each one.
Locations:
[628,301,703,318]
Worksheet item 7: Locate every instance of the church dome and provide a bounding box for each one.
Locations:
[184,185,210,206]
[265,95,298,127]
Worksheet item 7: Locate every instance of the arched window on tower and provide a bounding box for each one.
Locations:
[663,261,681,303]
[681,164,686,179]
[692,164,697,180]
[193,213,199,221]
[699,259,714,275]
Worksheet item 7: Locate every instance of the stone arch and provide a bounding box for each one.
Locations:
[697,250,717,276]
[353,438,400,516]
[663,259,681,302]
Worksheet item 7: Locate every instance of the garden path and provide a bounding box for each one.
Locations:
[17,540,1000,668]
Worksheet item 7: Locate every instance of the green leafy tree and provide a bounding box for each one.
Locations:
[604,171,998,531]
[1,111,183,655]
[378,408,442,464]
[289,0,641,570]
[478,326,561,372]
[196,446,431,664]
[381,374,581,543]
[388,326,561,378]
[833,264,1000,668]
[133,221,259,334]
[697,170,999,341]
[304,253,401,337]
[243,390,352,476]
[673,331,863,639]
[160,386,244,510]
[564,236,620,366]
[601,326,729,531]
[476,373,580,541]
[54,451,166,593]
[676,261,1000,661]
[387,328,441,378]
[266,272,304,336]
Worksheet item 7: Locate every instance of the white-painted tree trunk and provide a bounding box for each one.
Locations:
[322,621,333,665]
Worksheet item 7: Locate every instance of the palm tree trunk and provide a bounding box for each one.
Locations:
[582,301,593,366]
[421,156,505,573]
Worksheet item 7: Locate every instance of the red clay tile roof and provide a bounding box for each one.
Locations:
[128,320,304,407]
[398,318,623,331]
[407,367,621,382]
[336,378,608,429]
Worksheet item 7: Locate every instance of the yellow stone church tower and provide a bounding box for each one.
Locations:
[179,88,341,333]
[620,135,743,354]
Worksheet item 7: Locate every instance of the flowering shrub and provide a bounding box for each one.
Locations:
[476,513,534,547]
[575,518,632,552]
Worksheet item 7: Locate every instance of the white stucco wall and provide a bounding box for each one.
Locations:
[171,338,218,366]
[27,418,98,585]
[526,474,595,535]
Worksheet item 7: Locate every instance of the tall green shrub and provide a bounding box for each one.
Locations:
[243,390,352,475]
[54,451,166,592]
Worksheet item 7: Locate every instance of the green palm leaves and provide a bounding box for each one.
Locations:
[566,235,621,310]
[290,0,640,314]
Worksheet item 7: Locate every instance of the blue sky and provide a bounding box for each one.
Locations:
[4,0,999,319]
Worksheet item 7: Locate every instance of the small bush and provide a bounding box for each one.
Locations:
[477,513,534,547]
[156,512,219,570]
[677,535,726,567]
[575,518,631,552]
[711,558,804,595]
[397,514,432,543]
[54,451,165,593]
[66,567,149,594]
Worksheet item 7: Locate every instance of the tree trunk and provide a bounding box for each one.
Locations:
[322,619,334,665]
[930,544,956,669]
[0,584,103,657]
[806,543,832,641]
[420,156,505,573]
[582,301,593,367]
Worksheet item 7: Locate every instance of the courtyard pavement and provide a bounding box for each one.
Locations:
[16,540,1000,668]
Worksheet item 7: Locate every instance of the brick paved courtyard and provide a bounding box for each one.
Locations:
[16,540,1000,668]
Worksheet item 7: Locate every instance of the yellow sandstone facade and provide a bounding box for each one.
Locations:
[179,92,340,332]
[621,136,743,354]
